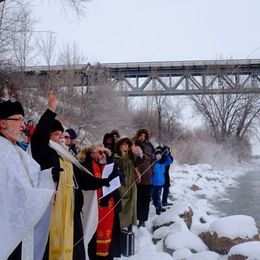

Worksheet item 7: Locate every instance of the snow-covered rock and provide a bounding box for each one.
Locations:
[152,219,188,243]
[209,215,258,239]
[199,215,259,254]
[227,241,260,260]
[153,201,193,231]
[172,248,193,259]
[187,250,220,260]
[128,251,173,260]
[164,230,208,255]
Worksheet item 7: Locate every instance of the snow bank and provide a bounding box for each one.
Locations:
[164,230,208,252]
[153,219,188,241]
[228,241,260,259]
[172,248,193,259]
[125,161,259,260]
[187,250,220,260]
[209,215,258,239]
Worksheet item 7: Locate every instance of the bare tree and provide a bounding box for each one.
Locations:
[57,41,86,66]
[37,33,56,68]
[10,7,37,69]
[191,83,260,142]
[58,0,90,16]
[152,80,167,145]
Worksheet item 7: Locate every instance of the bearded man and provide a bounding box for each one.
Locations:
[0,100,55,260]
[79,144,123,260]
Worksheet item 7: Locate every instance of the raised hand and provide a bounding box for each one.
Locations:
[48,89,57,112]
[132,145,143,157]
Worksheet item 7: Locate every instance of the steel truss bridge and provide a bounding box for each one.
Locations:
[23,59,260,96]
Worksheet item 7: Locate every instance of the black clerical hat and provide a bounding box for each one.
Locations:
[51,119,64,133]
[0,100,24,119]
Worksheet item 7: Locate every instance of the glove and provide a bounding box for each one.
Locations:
[166,146,171,153]
[51,167,64,182]
[134,146,143,158]
[99,197,109,207]
[101,178,110,187]
[108,169,118,181]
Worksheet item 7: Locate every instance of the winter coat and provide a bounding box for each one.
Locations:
[134,140,155,185]
[152,154,173,186]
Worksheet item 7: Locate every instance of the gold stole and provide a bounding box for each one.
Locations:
[49,158,75,260]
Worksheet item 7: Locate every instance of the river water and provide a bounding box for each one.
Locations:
[213,170,260,231]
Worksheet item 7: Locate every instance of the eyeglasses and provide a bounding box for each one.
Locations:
[95,150,106,155]
[5,117,24,123]
[63,136,70,139]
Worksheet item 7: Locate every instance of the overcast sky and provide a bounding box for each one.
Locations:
[33,0,260,63]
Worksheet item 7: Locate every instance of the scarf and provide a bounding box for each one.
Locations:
[49,140,93,176]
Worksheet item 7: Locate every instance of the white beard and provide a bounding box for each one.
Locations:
[98,158,107,165]
[2,128,24,143]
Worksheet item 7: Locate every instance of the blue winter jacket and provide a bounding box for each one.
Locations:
[152,154,173,186]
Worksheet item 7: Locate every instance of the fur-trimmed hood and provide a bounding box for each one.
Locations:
[135,128,150,141]
[116,137,133,156]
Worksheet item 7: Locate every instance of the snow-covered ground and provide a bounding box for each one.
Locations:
[119,159,260,260]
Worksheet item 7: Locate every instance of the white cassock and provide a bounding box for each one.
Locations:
[0,136,55,260]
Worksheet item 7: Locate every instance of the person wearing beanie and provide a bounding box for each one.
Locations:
[151,146,173,215]
[31,90,111,260]
[65,128,79,157]
[0,100,54,259]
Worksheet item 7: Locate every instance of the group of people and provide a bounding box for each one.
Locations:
[0,90,173,260]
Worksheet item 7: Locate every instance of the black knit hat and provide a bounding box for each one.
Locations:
[154,146,163,155]
[51,119,64,133]
[0,100,24,119]
[66,128,77,140]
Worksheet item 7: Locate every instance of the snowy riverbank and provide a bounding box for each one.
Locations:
[120,159,260,259]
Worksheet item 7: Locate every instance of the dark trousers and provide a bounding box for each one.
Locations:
[162,185,169,205]
[162,168,170,205]
[137,184,151,222]
[73,211,86,260]
[151,185,163,209]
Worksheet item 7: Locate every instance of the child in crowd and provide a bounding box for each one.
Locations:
[151,146,173,215]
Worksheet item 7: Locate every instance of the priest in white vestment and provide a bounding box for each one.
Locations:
[0,100,55,260]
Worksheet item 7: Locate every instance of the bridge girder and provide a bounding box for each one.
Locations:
[22,59,260,96]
